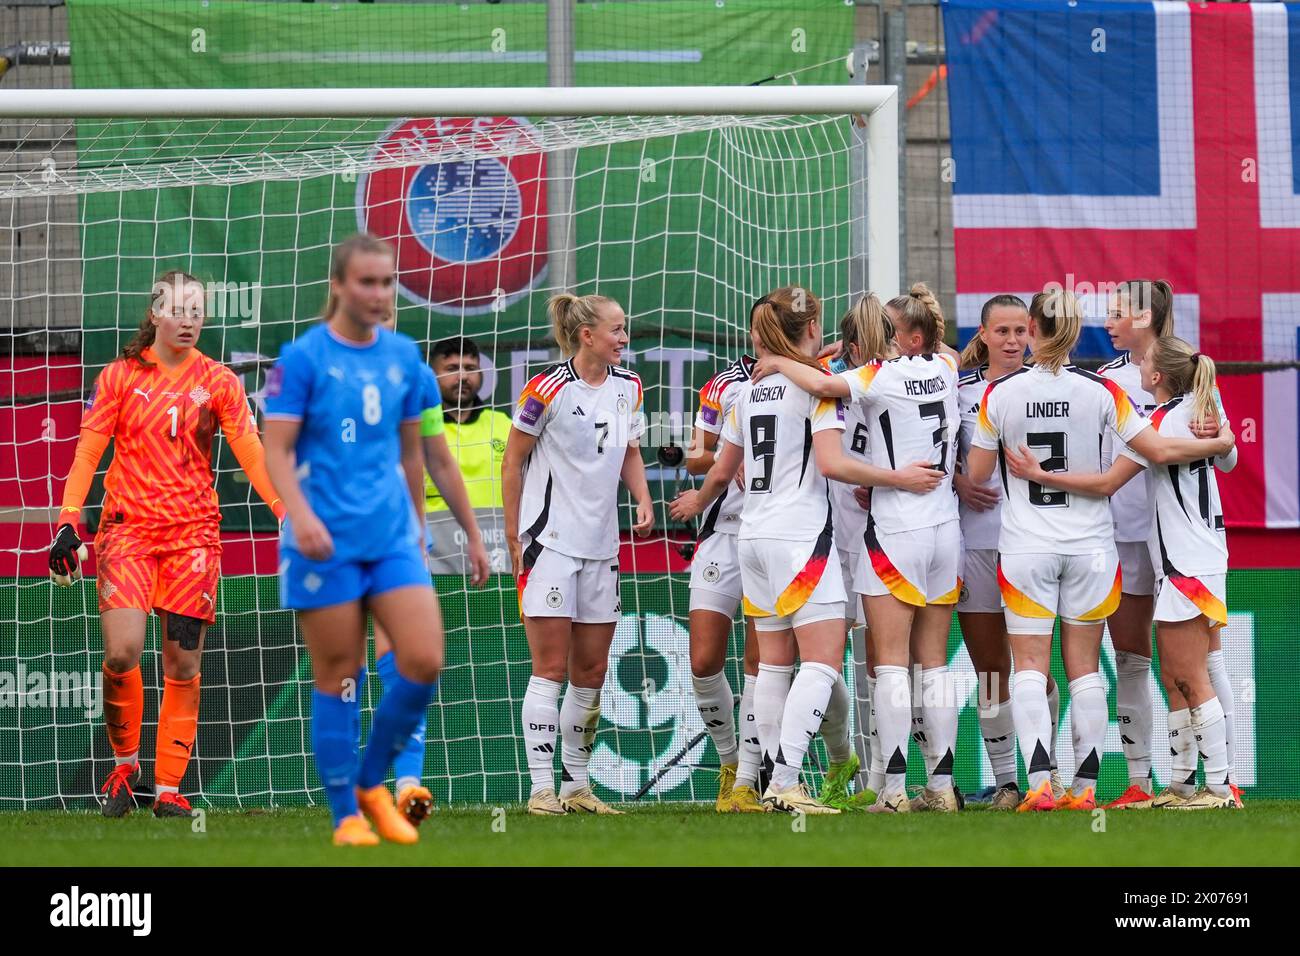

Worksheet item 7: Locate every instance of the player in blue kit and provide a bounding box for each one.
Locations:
[263,234,446,846]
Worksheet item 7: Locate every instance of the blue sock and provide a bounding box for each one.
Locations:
[312,688,359,826]
[358,665,436,790]
[377,651,433,786]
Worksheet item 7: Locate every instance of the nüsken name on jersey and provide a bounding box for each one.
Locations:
[749,384,787,403]
[904,376,946,397]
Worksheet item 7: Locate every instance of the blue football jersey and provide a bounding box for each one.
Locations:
[264,323,425,562]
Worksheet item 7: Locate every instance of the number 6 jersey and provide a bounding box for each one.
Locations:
[720,368,845,543]
[973,364,1150,556]
[513,360,645,561]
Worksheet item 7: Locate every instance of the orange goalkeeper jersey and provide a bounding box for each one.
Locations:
[80,346,259,543]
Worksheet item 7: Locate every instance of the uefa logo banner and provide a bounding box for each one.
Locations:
[357,116,549,315]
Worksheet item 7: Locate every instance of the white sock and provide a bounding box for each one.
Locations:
[1191,696,1231,796]
[821,671,853,765]
[1011,670,1052,790]
[979,697,1018,788]
[873,665,911,796]
[736,673,761,788]
[692,670,738,766]
[754,663,794,780]
[911,682,938,775]
[921,666,957,791]
[1067,673,1107,795]
[1115,650,1154,789]
[559,685,601,799]
[1045,678,1060,770]
[866,674,885,792]
[1167,707,1197,796]
[115,751,138,768]
[1206,650,1236,775]
[396,775,421,794]
[522,675,561,796]
[771,661,837,792]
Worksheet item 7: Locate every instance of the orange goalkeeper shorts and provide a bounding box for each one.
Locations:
[94,532,222,623]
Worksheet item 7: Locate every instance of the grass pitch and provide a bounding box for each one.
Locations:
[3,801,1297,866]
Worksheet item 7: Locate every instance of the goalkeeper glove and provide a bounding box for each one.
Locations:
[49,523,89,587]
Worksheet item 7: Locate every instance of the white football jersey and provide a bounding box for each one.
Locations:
[1121,395,1234,578]
[831,396,871,553]
[514,360,645,561]
[839,353,960,535]
[973,364,1150,556]
[1099,353,1158,543]
[721,370,845,543]
[956,364,1004,551]
[693,355,754,540]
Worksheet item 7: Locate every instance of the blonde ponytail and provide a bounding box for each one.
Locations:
[842,293,892,365]
[888,282,945,353]
[548,292,616,357]
[1028,287,1083,372]
[1149,336,1219,425]
[750,286,824,371]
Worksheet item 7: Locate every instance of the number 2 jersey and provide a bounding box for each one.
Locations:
[839,353,960,535]
[720,368,845,543]
[973,364,1150,556]
[693,355,754,540]
[513,360,645,561]
[1121,394,1235,578]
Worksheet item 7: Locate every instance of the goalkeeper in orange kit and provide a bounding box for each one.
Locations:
[49,270,284,818]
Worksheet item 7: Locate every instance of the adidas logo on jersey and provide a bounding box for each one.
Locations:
[572,404,586,416]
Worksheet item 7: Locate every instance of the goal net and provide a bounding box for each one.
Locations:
[0,86,897,809]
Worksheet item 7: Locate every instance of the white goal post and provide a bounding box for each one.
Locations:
[0,84,900,298]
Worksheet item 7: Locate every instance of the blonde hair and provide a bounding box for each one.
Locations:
[1116,278,1175,339]
[548,292,618,357]
[750,286,824,372]
[960,293,1028,370]
[841,293,893,365]
[887,282,945,353]
[323,233,396,323]
[1149,336,1219,425]
[1028,287,1083,372]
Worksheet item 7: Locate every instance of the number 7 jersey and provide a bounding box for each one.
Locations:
[839,353,960,534]
[513,360,645,561]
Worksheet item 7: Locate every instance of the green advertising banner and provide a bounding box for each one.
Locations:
[2,569,1295,809]
[67,0,861,533]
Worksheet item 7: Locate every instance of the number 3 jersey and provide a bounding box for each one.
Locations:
[839,353,960,535]
[1121,395,1235,578]
[720,369,845,543]
[513,360,645,561]
[973,364,1150,556]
